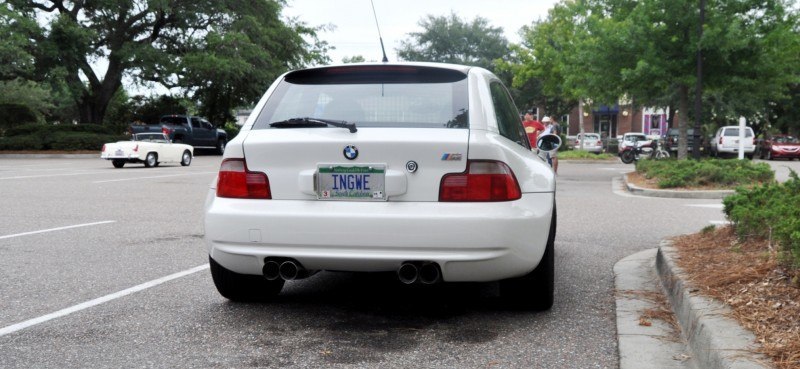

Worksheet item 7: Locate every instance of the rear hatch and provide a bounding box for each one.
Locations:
[243,64,473,202]
[721,127,754,149]
[243,128,468,201]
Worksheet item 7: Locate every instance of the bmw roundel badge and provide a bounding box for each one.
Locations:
[343,145,358,160]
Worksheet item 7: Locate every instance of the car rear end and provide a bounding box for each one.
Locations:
[100,141,140,161]
[576,134,602,153]
[717,126,755,155]
[203,63,556,306]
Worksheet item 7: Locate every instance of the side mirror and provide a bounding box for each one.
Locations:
[537,134,562,153]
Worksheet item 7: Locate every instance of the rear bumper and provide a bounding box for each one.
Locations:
[204,192,555,282]
[717,146,755,154]
[100,153,141,160]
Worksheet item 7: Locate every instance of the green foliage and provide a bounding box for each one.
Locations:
[129,95,191,125]
[635,158,774,188]
[559,150,615,160]
[724,171,800,268]
[0,135,43,150]
[0,79,53,131]
[222,122,241,140]
[396,13,509,72]
[1,0,331,126]
[342,55,367,63]
[1,123,124,151]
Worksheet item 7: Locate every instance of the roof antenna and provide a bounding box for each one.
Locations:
[370,0,389,62]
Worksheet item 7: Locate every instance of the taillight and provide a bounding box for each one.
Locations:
[162,127,173,136]
[217,159,271,199]
[596,140,602,145]
[133,144,138,152]
[101,144,106,152]
[719,137,723,144]
[439,160,521,202]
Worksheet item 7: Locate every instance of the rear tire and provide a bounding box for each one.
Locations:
[209,257,284,302]
[620,150,635,164]
[144,152,157,167]
[112,160,125,168]
[180,150,192,166]
[500,208,555,311]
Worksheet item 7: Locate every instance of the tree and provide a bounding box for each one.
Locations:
[2,0,330,125]
[396,13,509,71]
[342,55,366,64]
[512,0,800,159]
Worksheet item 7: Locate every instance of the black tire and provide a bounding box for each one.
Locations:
[216,139,226,155]
[144,152,157,168]
[620,150,635,164]
[209,256,284,302]
[112,160,125,168]
[180,150,192,166]
[500,207,555,311]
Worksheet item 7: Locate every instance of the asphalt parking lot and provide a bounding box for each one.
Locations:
[2,155,792,368]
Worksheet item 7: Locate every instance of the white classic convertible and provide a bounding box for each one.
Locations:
[101,133,194,168]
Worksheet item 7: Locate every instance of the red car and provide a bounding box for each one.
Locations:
[758,134,800,160]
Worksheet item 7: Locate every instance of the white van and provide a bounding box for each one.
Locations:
[711,126,755,158]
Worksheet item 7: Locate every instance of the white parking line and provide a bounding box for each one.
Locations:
[685,204,724,209]
[0,264,209,337]
[0,221,116,240]
[92,171,216,184]
[710,220,732,225]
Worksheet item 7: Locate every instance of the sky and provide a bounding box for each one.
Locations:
[281,0,559,64]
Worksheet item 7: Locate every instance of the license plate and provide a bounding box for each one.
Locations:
[317,165,386,201]
[115,149,124,156]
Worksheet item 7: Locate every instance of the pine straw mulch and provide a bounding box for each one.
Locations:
[671,226,800,369]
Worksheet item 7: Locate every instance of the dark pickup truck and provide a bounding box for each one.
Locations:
[130,115,228,154]
[665,128,708,154]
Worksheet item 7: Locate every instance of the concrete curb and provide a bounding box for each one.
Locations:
[0,153,98,158]
[625,174,734,199]
[615,249,694,369]
[656,242,771,369]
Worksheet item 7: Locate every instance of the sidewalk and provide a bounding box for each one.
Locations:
[615,243,771,369]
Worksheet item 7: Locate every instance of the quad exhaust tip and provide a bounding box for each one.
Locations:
[398,261,441,285]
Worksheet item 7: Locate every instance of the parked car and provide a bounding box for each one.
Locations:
[203,62,557,310]
[101,132,193,168]
[665,128,706,154]
[710,125,755,158]
[130,115,227,154]
[618,133,649,154]
[757,134,800,160]
[574,133,603,153]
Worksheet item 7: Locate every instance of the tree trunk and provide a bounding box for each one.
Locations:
[77,57,124,125]
[677,84,690,160]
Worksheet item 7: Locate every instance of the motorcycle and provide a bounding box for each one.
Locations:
[620,137,669,164]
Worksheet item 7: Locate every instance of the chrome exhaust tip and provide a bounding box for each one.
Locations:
[419,262,441,285]
[397,262,419,284]
[279,260,301,280]
[262,260,281,281]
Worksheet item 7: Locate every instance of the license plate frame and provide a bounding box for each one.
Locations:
[316,164,386,201]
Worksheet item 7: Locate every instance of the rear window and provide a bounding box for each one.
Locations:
[253,66,469,129]
[723,128,753,137]
[161,116,188,126]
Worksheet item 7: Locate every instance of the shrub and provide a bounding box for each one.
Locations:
[0,135,44,150]
[636,158,773,189]
[222,122,241,140]
[724,171,800,268]
[559,150,616,160]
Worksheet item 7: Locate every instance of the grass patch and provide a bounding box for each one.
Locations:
[559,150,616,160]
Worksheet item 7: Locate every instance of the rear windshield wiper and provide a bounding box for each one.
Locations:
[269,117,357,133]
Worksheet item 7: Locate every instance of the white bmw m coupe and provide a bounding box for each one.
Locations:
[204,62,557,310]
